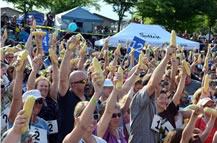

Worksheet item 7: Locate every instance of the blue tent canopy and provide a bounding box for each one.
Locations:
[17,13,44,25]
[60,7,103,23]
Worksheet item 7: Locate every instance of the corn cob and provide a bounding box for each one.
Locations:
[204,74,209,93]
[116,66,123,89]
[92,57,104,83]
[92,51,101,57]
[170,30,176,47]
[139,51,144,69]
[177,44,180,51]
[32,20,36,30]
[182,60,191,76]
[115,44,121,55]
[181,46,185,52]
[204,57,208,69]
[52,32,56,41]
[16,50,29,71]
[49,48,58,64]
[198,54,201,64]
[21,96,36,134]
[204,107,217,116]
[76,33,81,41]
[0,48,3,59]
[32,31,47,36]
[130,48,135,55]
[3,28,7,38]
[187,104,199,110]
[81,44,87,54]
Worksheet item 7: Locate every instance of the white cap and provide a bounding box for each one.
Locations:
[197,97,214,107]
[22,90,45,101]
[103,79,114,87]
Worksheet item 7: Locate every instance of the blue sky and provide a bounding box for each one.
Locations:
[0,0,131,20]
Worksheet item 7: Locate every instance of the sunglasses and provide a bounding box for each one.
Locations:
[35,99,43,104]
[1,85,5,88]
[112,113,121,118]
[72,79,87,84]
[93,113,100,120]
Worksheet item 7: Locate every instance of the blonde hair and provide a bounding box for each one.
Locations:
[35,76,51,89]
[74,101,89,118]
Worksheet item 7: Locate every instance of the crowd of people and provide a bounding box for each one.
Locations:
[1,13,217,143]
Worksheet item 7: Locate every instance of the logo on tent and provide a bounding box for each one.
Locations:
[139,32,160,39]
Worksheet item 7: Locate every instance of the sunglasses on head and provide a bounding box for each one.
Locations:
[72,79,87,84]
[35,99,43,104]
[93,113,100,120]
[112,113,121,118]
[1,85,5,88]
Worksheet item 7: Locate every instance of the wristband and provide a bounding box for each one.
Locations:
[134,72,139,76]
[91,97,97,104]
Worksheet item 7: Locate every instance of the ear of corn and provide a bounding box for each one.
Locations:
[115,44,121,55]
[32,20,36,30]
[197,54,201,64]
[130,48,135,55]
[204,57,208,69]
[21,96,36,134]
[16,50,29,71]
[116,66,123,89]
[204,74,209,93]
[0,48,3,59]
[181,46,185,52]
[52,32,56,41]
[81,44,87,54]
[170,30,176,47]
[3,28,7,38]
[187,104,199,110]
[182,60,191,76]
[76,33,81,41]
[70,58,80,65]
[139,51,144,69]
[92,57,104,84]
[204,107,217,116]
[49,48,58,64]
[177,44,180,51]
[32,31,47,36]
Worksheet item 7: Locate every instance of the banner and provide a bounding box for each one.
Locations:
[42,30,49,52]
[127,36,146,59]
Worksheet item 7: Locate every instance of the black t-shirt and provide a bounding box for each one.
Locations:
[158,101,178,128]
[57,89,88,143]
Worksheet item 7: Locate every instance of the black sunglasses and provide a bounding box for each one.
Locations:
[72,79,87,84]
[112,113,121,118]
[93,113,100,120]
[35,99,43,104]
[1,85,5,88]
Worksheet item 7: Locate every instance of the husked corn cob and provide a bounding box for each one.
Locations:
[130,48,135,55]
[204,107,217,116]
[49,48,58,64]
[170,30,176,47]
[116,66,123,89]
[198,54,201,64]
[16,50,29,71]
[32,31,47,36]
[3,28,7,38]
[204,74,209,93]
[81,44,87,54]
[70,58,80,65]
[92,57,104,83]
[139,51,144,69]
[115,44,121,55]
[21,96,36,134]
[204,57,208,69]
[187,104,199,110]
[32,20,36,30]
[182,60,191,76]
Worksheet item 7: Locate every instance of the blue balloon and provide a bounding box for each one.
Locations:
[68,22,77,32]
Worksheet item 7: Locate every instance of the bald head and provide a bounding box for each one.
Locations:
[69,70,87,83]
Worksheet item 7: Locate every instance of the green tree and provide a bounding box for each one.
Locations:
[135,0,208,32]
[104,0,136,32]
[50,0,100,14]
[3,0,51,24]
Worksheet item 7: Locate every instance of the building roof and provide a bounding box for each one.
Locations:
[1,7,22,14]
[93,13,117,23]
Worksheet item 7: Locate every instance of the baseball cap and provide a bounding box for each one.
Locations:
[103,79,114,87]
[197,97,214,107]
[22,89,45,101]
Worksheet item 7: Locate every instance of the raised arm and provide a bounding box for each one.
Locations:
[200,115,216,142]
[97,73,121,138]
[27,55,43,91]
[8,60,26,123]
[63,73,103,143]
[170,57,178,91]
[172,65,187,106]
[146,46,175,96]
[58,36,79,97]
[180,108,201,143]
[49,51,59,101]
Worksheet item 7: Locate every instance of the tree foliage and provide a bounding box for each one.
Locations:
[50,0,100,14]
[104,0,136,32]
[136,0,217,33]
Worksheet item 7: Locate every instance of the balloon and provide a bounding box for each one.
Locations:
[68,22,77,32]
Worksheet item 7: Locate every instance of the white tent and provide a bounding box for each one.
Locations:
[95,23,200,50]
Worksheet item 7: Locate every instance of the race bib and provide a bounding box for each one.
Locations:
[1,106,10,130]
[161,121,174,135]
[46,120,58,134]
[151,114,162,132]
[30,126,48,143]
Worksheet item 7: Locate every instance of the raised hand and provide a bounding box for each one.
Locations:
[91,72,104,94]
